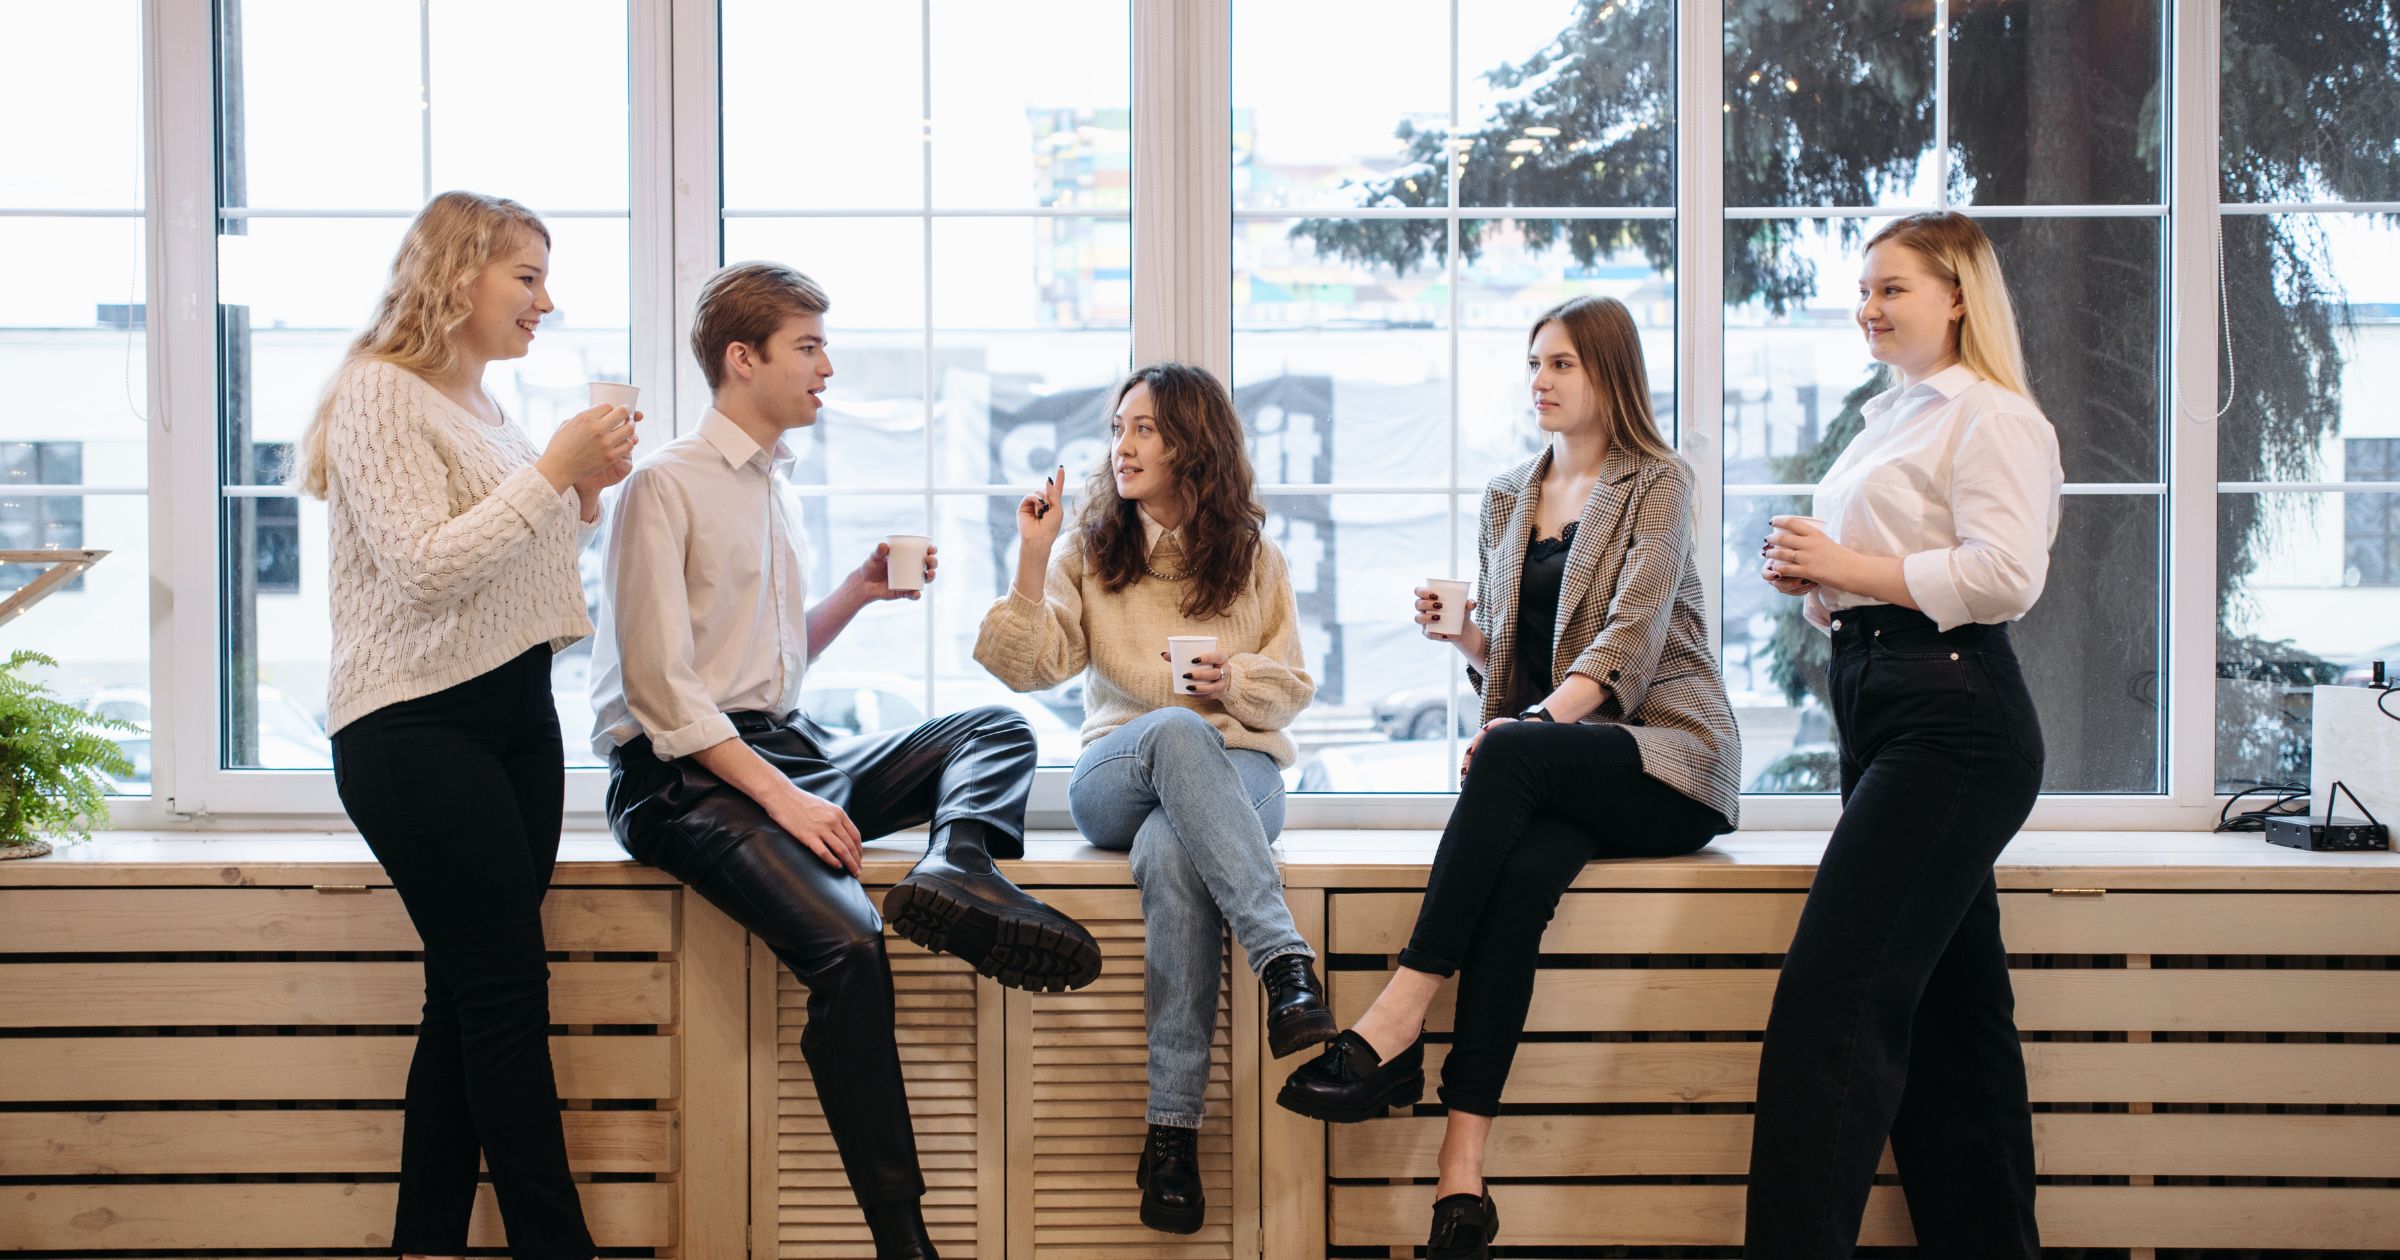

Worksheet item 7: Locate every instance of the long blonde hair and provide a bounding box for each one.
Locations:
[1864,211,2035,403]
[1527,296,1676,462]
[291,191,551,498]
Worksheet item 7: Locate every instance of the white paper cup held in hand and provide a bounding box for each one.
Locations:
[1168,635,1218,696]
[1423,578,1470,636]
[587,380,641,411]
[885,534,932,591]
[1767,515,1827,582]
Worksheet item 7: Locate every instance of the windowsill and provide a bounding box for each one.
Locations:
[9,829,2395,891]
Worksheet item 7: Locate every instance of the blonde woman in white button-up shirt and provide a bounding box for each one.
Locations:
[1745,211,2060,1259]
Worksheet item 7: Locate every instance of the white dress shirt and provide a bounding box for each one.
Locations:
[1805,363,2064,633]
[590,408,810,759]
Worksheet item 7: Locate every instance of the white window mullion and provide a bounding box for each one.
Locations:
[668,0,721,438]
[1131,0,1230,375]
[2167,0,2224,821]
[1678,0,1727,667]
[629,0,677,432]
[147,0,222,820]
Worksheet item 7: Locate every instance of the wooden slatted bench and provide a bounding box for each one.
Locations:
[3,830,2395,1258]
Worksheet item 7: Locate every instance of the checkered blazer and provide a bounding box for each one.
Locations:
[1468,446,1742,828]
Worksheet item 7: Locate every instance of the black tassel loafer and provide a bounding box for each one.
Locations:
[1274,1029,1424,1123]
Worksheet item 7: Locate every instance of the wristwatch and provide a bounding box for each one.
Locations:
[1516,704,1555,723]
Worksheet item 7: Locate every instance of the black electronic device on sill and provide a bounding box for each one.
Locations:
[2263,780,2390,852]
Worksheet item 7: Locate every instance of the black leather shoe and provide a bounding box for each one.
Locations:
[1261,954,1336,1058]
[863,1199,940,1258]
[1426,1184,1499,1260]
[1275,1029,1424,1123]
[1134,1122,1205,1235]
[883,822,1103,992]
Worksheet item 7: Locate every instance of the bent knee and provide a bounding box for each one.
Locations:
[1140,706,1220,751]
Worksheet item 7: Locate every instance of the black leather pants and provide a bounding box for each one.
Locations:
[606,704,1037,1207]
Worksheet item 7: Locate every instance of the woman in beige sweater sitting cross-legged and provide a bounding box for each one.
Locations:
[974,362,1334,1237]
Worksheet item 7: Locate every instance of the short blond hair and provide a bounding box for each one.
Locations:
[1865,211,2035,403]
[691,262,831,390]
[293,191,550,498]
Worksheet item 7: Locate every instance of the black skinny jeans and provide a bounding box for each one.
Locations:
[1401,721,1727,1115]
[606,704,1037,1208]
[330,644,594,1260]
[1745,605,2044,1258]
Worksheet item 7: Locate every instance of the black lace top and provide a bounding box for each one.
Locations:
[1513,519,1577,706]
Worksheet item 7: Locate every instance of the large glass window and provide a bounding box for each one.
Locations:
[59,1,2400,821]
[1723,0,2170,795]
[1,2,150,795]
[1234,0,1677,793]
[719,0,1131,768]
[2215,0,2400,790]
[214,0,633,771]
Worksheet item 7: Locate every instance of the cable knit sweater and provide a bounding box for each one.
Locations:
[974,531,1316,766]
[321,359,593,735]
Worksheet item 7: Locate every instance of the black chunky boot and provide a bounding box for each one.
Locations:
[1426,1184,1499,1260]
[863,1198,940,1258]
[1134,1122,1206,1235]
[883,820,1103,991]
[1261,953,1336,1058]
[1276,1029,1424,1123]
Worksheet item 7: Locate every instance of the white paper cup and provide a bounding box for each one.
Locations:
[1766,516,1826,582]
[587,381,641,411]
[1423,578,1470,637]
[885,534,932,591]
[1168,635,1218,696]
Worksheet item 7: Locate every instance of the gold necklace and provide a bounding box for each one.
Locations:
[1143,556,1190,582]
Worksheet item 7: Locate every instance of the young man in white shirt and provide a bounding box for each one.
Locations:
[591,262,1100,1260]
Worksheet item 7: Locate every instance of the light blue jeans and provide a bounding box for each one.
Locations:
[1067,707,1310,1129]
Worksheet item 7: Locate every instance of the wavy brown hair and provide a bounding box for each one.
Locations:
[1074,363,1265,621]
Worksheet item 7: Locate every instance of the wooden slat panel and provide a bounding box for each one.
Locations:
[1327,890,2400,956]
[2000,891,2400,955]
[1331,891,1804,954]
[1332,967,2400,1032]
[1332,1112,2400,1179]
[1017,887,1240,1260]
[1414,1040,2400,1106]
[0,1035,674,1102]
[2,960,674,1027]
[0,887,677,953]
[1332,1183,1916,1247]
[0,1108,676,1174]
[773,889,991,1259]
[1332,1183,2400,1249]
[7,1181,672,1249]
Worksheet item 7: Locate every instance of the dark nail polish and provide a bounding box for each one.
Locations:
[1182,673,1193,680]
[1190,657,1201,664]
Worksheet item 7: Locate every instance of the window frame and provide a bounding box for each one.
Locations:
[123,0,2239,829]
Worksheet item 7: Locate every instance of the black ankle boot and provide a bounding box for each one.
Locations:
[1134,1122,1205,1235]
[883,820,1103,991]
[862,1199,940,1259]
[1426,1184,1499,1260]
[1261,954,1336,1058]
[1275,1029,1425,1123]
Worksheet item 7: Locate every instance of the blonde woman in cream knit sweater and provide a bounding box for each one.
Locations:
[295,192,635,1260]
[975,363,1333,1236]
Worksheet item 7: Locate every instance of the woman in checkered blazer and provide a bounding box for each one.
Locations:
[1277,295,1741,1259]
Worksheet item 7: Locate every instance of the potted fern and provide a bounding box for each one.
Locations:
[0,650,136,860]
